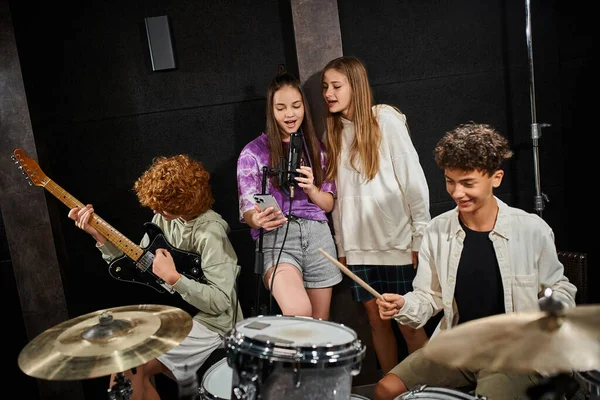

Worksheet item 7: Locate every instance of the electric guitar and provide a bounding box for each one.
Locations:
[12,148,207,294]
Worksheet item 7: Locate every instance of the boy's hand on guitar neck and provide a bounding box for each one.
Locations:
[153,248,181,285]
[68,204,107,246]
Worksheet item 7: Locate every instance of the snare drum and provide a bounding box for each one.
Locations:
[225,315,366,400]
[395,385,484,399]
[199,358,232,400]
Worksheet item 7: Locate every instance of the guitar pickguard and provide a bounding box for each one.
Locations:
[107,222,205,293]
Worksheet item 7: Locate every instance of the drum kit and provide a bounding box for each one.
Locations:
[17,301,600,400]
[18,307,367,400]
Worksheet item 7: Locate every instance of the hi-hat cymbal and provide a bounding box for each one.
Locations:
[422,305,600,375]
[18,304,192,381]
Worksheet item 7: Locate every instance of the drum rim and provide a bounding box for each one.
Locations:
[226,315,366,366]
[225,335,366,366]
[403,384,481,399]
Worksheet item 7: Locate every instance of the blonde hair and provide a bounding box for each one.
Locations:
[133,154,214,217]
[322,56,381,181]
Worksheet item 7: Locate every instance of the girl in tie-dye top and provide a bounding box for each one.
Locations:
[236,69,342,320]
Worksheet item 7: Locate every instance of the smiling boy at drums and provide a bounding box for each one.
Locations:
[374,123,577,400]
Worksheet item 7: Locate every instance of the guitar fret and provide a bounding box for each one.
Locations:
[47,181,84,209]
[95,220,142,260]
[44,181,143,261]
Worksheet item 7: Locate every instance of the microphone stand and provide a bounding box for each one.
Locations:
[253,165,281,316]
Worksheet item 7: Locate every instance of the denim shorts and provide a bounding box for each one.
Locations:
[259,218,342,289]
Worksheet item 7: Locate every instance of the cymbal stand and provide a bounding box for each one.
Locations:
[107,372,133,400]
[526,287,579,400]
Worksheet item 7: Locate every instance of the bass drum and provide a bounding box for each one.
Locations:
[395,385,485,399]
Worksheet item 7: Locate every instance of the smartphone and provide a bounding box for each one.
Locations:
[253,194,284,219]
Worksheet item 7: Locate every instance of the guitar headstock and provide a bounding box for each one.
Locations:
[12,148,49,187]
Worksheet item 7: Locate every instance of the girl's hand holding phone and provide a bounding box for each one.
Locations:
[253,194,287,231]
[296,166,318,195]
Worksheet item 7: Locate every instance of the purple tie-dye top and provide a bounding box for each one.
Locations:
[237,133,336,240]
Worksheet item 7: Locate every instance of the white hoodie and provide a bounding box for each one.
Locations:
[331,105,431,265]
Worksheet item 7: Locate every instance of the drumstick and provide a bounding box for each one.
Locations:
[318,248,384,301]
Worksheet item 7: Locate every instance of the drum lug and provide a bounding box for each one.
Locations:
[232,371,258,400]
[293,366,301,388]
[292,350,304,388]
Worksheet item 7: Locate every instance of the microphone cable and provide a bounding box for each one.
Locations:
[232,263,240,325]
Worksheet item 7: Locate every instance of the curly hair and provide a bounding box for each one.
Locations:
[133,154,214,217]
[434,123,513,176]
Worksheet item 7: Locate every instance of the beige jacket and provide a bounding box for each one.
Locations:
[395,197,576,336]
[98,209,243,336]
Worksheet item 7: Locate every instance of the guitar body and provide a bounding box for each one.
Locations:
[107,222,206,293]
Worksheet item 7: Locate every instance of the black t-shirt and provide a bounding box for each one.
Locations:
[454,221,505,324]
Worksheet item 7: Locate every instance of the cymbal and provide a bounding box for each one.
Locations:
[421,305,600,374]
[18,304,193,381]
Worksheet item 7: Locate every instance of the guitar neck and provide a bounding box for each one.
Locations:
[43,179,143,261]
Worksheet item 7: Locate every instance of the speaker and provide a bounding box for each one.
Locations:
[144,15,176,71]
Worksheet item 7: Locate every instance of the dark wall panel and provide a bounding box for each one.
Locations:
[338,1,510,83]
[555,0,595,301]
[11,0,284,121]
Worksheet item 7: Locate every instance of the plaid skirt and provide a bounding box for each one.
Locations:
[348,264,416,302]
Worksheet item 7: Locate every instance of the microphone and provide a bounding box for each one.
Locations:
[285,131,303,198]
